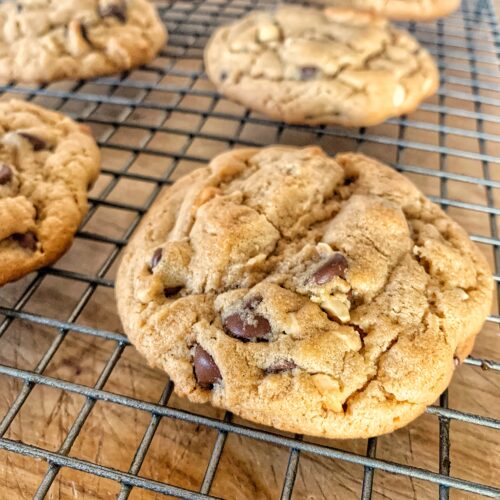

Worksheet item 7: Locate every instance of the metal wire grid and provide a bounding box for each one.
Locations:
[0,0,498,498]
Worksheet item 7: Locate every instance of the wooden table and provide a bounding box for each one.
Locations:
[0,1,498,499]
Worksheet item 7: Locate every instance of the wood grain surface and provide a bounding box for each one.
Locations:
[0,0,499,499]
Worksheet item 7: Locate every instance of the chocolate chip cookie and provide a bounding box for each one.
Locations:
[0,0,167,83]
[0,99,100,285]
[116,146,492,439]
[311,0,460,21]
[204,6,439,127]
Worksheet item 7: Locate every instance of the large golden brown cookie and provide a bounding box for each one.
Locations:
[0,0,167,83]
[204,6,439,127]
[0,100,100,285]
[116,146,492,439]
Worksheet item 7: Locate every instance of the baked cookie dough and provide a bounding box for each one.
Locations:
[311,0,460,21]
[0,0,167,83]
[0,99,100,285]
[116,146,492,439]
[204,6,439,127]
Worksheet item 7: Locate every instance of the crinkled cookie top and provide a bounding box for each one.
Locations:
[117,146,492,438]
[204,6,438,126]
[0,0,167,83]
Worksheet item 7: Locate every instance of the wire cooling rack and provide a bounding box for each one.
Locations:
[0,0,499,498]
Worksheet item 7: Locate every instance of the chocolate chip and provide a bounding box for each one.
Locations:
[12,232,37,251]
[0,164,13,185]
[164,286,182,297]
[220,71,228,82]
[223,311,271,342]
[193,345,221,389]
[18,133,47,151]
[150,248,162,270]
[265,360,296,374]
[300,66,318,80]
[99,0,127,23]
[344,176,357,186]
[311,253,348,285]
[223,295,271,341]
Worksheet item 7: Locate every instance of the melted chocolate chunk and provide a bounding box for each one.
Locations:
[150,248,162,270]
[300,66,318,80]
[13,232,37,251]
[0,164,13,185]
[99,0,127,23]
[193,345,222,389]
[223,295,271,341]
[265,360,296,374]
[164,286,182,297]
[311,253,348,285]
[19,133,47,151]
[223,312,271,341]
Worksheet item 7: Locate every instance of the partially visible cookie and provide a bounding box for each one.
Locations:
[204,6,439,127]
[116,146,492,439]
[0,99,100,285]
[311,0,460,21]
[0,0,167,83]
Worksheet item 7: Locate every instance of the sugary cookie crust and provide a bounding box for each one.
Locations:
[204,6,439,127]
[0,0,167,83]
[116,146,492,439]
[0,99,100,285]
[311,0,460,21]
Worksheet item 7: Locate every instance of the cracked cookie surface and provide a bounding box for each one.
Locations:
[311,0,460,21]
[116,146,492,439]
[0,99,100,285]
[0,0,167,83]
[204,6,439,127]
